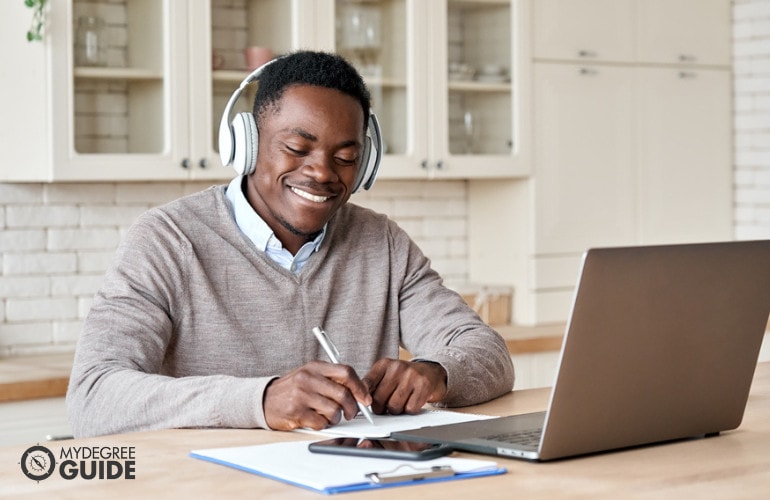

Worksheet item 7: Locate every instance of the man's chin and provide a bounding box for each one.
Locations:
[278,217,323,239]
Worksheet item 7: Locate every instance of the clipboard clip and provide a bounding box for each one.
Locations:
[365,464,456,484]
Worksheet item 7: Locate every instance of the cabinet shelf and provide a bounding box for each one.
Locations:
[451,0,510,6]
[212,70,249,84]
[365,77,407,88]
[211,70,410,89]
[449,80,512,92]
[73,67,163,81]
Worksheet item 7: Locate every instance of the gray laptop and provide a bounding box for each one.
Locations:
[393,240,770,461]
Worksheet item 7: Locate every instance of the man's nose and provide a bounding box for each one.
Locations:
[301,153,340,183]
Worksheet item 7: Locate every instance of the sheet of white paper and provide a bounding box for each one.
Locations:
[190,440,502,493]
[296,409,497,438]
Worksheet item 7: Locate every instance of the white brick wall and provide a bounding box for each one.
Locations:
[0,179,469,355]
[734,0,770,240]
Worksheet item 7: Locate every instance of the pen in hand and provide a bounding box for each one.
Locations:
[311,326,376,425]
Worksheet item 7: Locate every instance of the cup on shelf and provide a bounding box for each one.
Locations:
[212,50,226,70]
[244,47,273,71]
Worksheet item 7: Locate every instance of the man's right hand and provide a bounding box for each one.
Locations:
[263,361,372,431]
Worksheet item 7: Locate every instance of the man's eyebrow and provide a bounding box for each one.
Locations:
[289,128,317,141]
[288,127,360,149]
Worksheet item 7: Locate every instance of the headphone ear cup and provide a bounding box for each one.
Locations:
[231,112,259,176]
[353,113,382,193]
[352,136,372,193]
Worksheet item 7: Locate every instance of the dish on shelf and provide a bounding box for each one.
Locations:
[448,62,476,81]
[475,74,510,83]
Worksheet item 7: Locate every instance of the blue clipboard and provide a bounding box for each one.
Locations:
[190,440,506,495]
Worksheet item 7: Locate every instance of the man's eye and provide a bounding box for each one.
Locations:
[336,156,357,166]
[285,146,306,156]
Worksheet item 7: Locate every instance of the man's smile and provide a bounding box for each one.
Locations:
[290,186,332,203]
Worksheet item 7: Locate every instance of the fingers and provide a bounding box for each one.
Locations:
[263,359,448,431]
[263,361,371,431]
[365,359,448,415]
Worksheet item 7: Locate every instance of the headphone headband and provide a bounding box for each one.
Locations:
[217,57,382,193]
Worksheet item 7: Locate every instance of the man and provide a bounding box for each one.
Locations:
[66,51,514,437]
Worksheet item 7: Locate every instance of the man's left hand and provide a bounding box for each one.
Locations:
[363,359,448,415]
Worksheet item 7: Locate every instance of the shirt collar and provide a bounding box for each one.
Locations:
[225,175,326,254]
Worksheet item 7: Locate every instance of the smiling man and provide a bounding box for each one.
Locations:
[66,51,514,437]
[248,84,360,255]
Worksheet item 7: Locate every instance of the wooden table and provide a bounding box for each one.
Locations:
[2,363,768,499]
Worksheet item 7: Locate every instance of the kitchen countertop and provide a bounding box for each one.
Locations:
[0,325,566,404]
[496,323,565,354]
[11,320,769,403]
[0,352,73,403]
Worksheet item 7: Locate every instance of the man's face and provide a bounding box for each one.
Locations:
[245,84,365,254]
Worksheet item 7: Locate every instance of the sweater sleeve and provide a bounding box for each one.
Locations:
[66,211,273,438]
[391,222,515,407]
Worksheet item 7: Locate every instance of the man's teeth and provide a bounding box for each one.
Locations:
[291,187,330,203]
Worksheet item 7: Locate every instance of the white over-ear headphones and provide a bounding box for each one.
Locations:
[218,57,383,193]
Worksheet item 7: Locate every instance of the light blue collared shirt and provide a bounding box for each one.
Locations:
[225,176,326,274]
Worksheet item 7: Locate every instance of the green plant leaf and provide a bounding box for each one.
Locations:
[25,0,47,42]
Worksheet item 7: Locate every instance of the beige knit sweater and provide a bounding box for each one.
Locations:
[66,185,514,437]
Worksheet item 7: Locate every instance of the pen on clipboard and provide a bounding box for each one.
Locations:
[311,326,376,425]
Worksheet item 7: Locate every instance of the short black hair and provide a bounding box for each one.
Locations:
[252,50,371,132]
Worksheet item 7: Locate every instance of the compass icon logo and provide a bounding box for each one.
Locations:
[20,445,56,482]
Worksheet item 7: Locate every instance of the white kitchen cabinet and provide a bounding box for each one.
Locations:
[3,1,212,180]
[531,62,733,256]
[1,0,351,182]
[636,67,733,244]
[533,0,635,63]
[534,0,731,67]
[327,0,530,180]
[636,0,732,66]
[469,0,733,325]
[1,0,529,183]
[533,63,636,254]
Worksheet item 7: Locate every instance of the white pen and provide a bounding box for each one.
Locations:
[311,326,376,425]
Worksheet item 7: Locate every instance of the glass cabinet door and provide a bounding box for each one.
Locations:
[332,0,428,178]
[206,0,315,177]
[60,0,190,180]
[436,0,527,178]
[446,0,512,156]
[71,0,167,156]
[210,0,431,180]
[209,0,300,139]
[334,0,408,157]
[330,0,528,180]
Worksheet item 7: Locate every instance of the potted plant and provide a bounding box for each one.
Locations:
[26,0,47,42]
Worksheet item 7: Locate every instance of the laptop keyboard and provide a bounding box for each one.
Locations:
[484,428,543,447]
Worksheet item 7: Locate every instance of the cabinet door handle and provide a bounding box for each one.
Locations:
[180,158,190,169]
[678,71,697,79]
[435,160,444,170]
[198,158,208,169]
[421,159,429,170]
[578,50,597,58]
[678,54,697,63]
[579,67,598,76]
